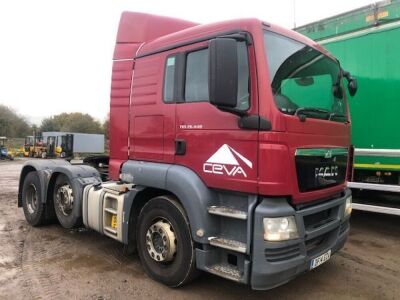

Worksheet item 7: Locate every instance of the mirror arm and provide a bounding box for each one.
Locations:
[342,70,350,79]
[342,70,354,82]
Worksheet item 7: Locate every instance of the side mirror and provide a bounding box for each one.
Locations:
[348,78,358,97]
[209,38,238,108]
[343,70,358,97]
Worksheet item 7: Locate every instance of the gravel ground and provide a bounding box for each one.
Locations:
[0,159,399,299]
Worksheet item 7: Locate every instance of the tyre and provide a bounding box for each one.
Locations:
[137,196,198,287]
[53,174,82,228]
[41,152,47,159]
[21,171,46,226]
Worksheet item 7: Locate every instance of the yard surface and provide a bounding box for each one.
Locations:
[0,159,399,299]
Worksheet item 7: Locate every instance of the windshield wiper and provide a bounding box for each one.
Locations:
[329,112,348,122]
[294,107,330,121]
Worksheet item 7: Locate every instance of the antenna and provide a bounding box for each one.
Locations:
[293,0,296,28]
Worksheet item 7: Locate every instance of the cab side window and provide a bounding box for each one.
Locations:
[185,49,209,102]
[163,40,250,110]
[163,56,176,102]
[236,42,250,110]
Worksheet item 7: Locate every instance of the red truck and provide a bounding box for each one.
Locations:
[18,12,356,290]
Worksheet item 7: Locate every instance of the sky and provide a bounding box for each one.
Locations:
[0,0,377,125]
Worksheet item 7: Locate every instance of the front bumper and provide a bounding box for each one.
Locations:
[251,188,351,290]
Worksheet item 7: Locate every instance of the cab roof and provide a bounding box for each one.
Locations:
[116,12,335,61]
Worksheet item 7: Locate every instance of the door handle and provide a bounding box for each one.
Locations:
[175,139,186,155]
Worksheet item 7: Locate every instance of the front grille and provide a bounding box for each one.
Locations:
[295,148,348,192]
[303,206,338,231]
[264,244,301,262]
[305,235,327,255]
[340,220,350,235]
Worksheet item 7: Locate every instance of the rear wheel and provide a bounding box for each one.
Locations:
[21,171,46,226]
[137,196,198,287]
[53,174,82,228]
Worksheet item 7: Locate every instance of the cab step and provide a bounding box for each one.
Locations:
[208,237,247,253]
[206,263,242,282]
[207,206,247,220]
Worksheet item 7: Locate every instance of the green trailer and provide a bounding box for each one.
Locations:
[296,0,400,215]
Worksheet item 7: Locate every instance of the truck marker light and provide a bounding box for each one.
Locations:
[345,196,352,217]
[196,229,205,237]
[203,144,252,178]
[111,215,118,229]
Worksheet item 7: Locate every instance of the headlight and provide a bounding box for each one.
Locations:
[345,196,352,217]
[263,216,299,241]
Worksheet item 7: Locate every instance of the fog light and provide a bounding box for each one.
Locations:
[263,216,299,241]
[345,196,352,217]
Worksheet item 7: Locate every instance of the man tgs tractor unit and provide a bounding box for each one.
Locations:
[18,12,356,290]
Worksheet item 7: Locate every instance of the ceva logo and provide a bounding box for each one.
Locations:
[203,144,253,178]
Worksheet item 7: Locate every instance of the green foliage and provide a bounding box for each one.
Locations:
[103,113,110,140]
[0,105,107,138]
[39,112,102,134]
[0,105,32,138]
[40,117,60,132]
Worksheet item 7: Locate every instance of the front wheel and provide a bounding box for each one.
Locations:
[137,196,198,287]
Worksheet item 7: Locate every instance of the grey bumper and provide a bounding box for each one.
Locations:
[251,188,351,290]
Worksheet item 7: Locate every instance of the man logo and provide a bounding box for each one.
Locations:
[325,150,333,159]
[203,144,252,177]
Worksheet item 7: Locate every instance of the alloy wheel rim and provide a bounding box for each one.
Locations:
[56,184,74,216]
[26,184,38,214]
[145,219,177,263]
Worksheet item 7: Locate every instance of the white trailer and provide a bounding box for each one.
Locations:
[42,132,104,154]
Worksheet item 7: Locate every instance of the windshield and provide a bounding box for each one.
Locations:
[264,31,347,122]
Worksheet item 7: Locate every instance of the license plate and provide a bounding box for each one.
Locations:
[310,250,331,269]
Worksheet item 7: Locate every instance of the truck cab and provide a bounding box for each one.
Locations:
[18,12,354,290]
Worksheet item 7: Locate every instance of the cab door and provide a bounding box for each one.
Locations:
[173,38,259,193]
[129,54,176,163]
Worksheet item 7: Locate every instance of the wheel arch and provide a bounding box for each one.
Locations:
[121,161,218,244]
[123,186,175,250]
[48,165,102,221]
[18,160,70,207]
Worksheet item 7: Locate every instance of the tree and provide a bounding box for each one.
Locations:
[39,117,60,132]
[0,104,31,137]
[39,112,102,134]
[103,113,110,140]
